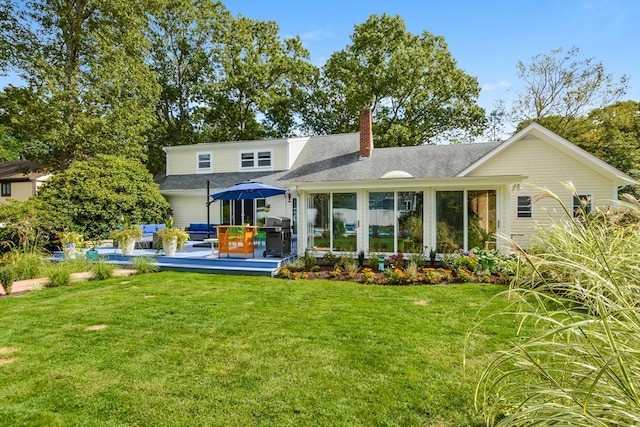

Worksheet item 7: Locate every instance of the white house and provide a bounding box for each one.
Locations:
[157,110,634,256]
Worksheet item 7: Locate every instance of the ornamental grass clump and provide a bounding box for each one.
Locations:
[476,183,640,426]
[90,259,115,281]
[0,267,15,295]
[132,256,160,274]
[1,251,46,280]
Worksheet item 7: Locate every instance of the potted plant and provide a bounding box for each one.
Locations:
[264,203,271,213]
[59,231,84,259]
[110,227,142,255]
[156,218,189,256]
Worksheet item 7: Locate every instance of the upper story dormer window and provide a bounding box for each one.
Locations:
[197,152,212,173]
[240,150,273,170]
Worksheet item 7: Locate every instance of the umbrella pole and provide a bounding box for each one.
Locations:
[206,180,211,239]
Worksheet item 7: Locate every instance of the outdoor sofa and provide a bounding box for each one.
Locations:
[185,223,218,241]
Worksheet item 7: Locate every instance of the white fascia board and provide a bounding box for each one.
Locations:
[289,175,527,192]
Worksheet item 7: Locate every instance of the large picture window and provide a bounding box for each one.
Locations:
[307,193,358,252]
[436,191,464,252]
[468,190,496,250]
[368,191,423,253]
[436,189,496,252]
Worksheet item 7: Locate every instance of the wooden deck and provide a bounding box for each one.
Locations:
[52,238,296,277]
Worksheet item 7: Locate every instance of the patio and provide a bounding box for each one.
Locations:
[53,237,297,277]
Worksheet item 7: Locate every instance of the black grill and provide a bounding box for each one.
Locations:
[261,217,291,258]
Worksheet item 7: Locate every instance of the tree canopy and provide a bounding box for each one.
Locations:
[303,14,486,146]
[0,0,160,170]
[35,154,171,238]
[512,46,629,136]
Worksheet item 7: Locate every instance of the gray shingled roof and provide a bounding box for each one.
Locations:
[277,133,502,183]
[156,133,503,191]
[156,170,288,191]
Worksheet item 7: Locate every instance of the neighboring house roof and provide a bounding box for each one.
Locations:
[278,133,502,183]
[0,160,49,181]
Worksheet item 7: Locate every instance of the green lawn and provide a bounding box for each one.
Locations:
[0,272,519,426]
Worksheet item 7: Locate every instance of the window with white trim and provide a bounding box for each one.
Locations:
[517,196,532,218]
[573,194,592,217]
[240,150,272,170]
[1,182,10,197]
[197,152,212,173]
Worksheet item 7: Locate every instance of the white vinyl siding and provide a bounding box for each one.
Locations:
[165,194,218,229]
[165,141,291,175]
[469,135,616,250]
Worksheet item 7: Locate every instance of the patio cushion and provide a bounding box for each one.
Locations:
[187,224,218,240]
[189,223,208,231]
[139,224,166,237]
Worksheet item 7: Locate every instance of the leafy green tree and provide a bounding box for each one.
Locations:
[578,101,640,179]
[145,0,231,174]
[144,2,316,173]
[512,46,629,136]
[0,86,51,160]
[0,124,20,161]
[304,14,486,146]
[578,101,640,196]
[198,15,317,142]
[0,0,160,170]
[36,155,171,238]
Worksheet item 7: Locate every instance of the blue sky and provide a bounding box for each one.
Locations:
[1,0,638,116]
[225,0,640,113]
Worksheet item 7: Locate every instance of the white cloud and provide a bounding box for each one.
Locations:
[299,29,334,42]
[482,80,511,91]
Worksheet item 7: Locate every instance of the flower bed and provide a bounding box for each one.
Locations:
[275,249,519,285]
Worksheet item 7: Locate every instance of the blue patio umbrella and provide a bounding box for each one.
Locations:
[210,181,287,201]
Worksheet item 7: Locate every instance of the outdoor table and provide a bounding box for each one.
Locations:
[203,238,218,256]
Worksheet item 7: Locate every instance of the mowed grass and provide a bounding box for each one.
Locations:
[0,272,519,426]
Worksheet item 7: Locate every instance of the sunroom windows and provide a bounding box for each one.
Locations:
[304,188,497,255]
[307,193,357,252]
[435,190,496,252]
[368,191,424,254]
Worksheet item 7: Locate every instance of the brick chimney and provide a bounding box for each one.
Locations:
[359,109,373,159]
